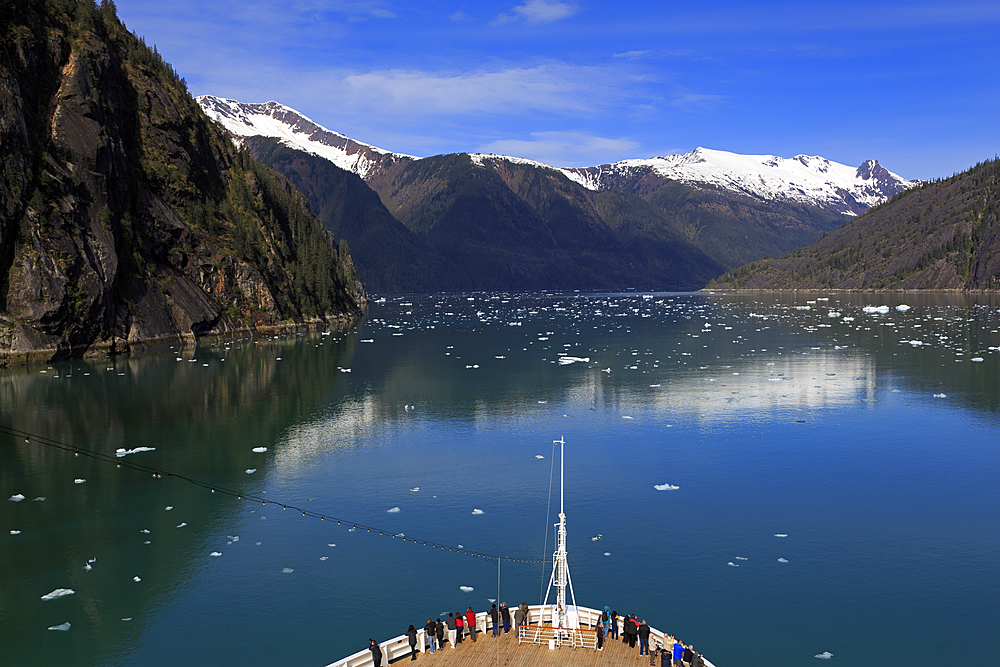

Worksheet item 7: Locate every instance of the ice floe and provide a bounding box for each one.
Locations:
[535,455,544,459]
[654,483,679,491]
[604,552,611,556]
[774,533,788,537]
[471,509,484,514]
[245,468,257,474]
[165,506,173,510]
[252,447,268,453]
[210,552,222,557]
[10,529,21,535]
[590,534,602,541]
[459,586,474,592]
[896,304,911,311]
[32,497,45,501]
[8,494,24,502]
[116,447,155,457]
[933,393,947,398]
[41,589,75,600]
[409,487,419,492]
[778,558,789,563]
[176,523,187,528]
[283,568,294,573]
[48,622,71,631]
[387,507,400,513]
[558,356,590,365]
[814,651,833,659]
[74,479,86,484]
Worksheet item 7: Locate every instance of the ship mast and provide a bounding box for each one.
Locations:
[542,436,577,632]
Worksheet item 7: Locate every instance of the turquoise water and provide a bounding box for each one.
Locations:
[2,291,999,666]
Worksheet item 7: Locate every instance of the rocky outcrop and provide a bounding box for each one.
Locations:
[1,1,365,364]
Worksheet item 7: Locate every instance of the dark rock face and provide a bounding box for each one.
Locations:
[1,1,365,363]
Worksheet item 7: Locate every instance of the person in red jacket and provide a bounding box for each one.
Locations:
[455,612,464,645]
[466,608,477,642]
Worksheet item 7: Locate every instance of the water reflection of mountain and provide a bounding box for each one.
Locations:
[0,327,360,666]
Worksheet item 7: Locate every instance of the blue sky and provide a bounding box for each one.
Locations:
[115,0,999,179]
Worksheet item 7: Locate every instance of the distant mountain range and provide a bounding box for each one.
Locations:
[197,96,917,291]
[708,158,1000,291]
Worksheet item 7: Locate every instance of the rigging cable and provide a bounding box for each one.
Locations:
[1,424,549,565]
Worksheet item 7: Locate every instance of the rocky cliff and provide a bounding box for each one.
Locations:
[0,0,365,363]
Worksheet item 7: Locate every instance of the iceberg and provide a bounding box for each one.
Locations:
[654,483,679,491]
[471,508,484,514]
[8,494,24,502]
[814,651,834,659]
[116,447,155,457]
[42,589,75,600]
[557,356,590,365]
[48,622,71,631]
[252,447,268,453]
[459,586,474,592]
[387,506,401,513]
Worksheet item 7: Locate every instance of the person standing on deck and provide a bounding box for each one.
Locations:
[672,638,684,667]
[682,644,694,666]
[425,618,437,653]
[446,613,457,648]
[455,612,464,644]
[520,602,529,626]
[466,607,477,642]
[369,639,383,667]
[609,610,619,640]
[500,602,511,634]
[436,618,445,651]
[513,606,525,636]
[602,606,611,636]
[406,625,418,661]
[489,604,500,636]
[638,619,651,656]
[595,622,604,651]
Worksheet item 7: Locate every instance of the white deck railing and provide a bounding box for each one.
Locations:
[323,605,714,667]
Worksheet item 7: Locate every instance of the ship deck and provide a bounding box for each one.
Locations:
[403,630,664,667]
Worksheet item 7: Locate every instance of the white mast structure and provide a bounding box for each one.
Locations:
[541,436,578,637]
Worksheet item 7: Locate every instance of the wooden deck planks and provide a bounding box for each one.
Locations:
[407,630,665,667]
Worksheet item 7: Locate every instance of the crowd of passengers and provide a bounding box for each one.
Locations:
[368,603,706,667]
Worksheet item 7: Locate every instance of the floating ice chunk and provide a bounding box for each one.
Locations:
[409,487,420,492]
[778,558,789,563]
[814,651,834,659]
[328,543,336,547]
[387,507,400,513]
[774,534,788,537]
[122,617,132,621]
[622,415,633,419]
[210,552,222,557]
[165,506,173,511]
[471,509,484,514]
[604,552,611,556]
[320,556,329,561]
[83,563,91,571]
[654,483,679,491]
[360,339,374,343]
[245,468,257,474]
[74,479,86,484]
[557,356,590,365]
[971,357,984,362]
[48,622,71,631]
[933,393,947,398]
[8,494,25,502]
[459,586,474,592]
[282,568,294,573]
[176,523,187,528]
[895,304,911,311]
[602,368,611,373]
[794,306,810,311]
[10,530,22,535]
[252,447,267,453]
[116,447,155,457]
[827,311,841,318]
[727,562,738,567]
[41,589,75,600]
[734,556,748,560]
[863,305,890,314]
[535,455,544,459]
[32,497,45,501]
[590,534,602,541]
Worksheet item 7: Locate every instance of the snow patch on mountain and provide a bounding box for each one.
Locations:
[196,95,412,179]
[561,147,916,215]
[197,96,914,215]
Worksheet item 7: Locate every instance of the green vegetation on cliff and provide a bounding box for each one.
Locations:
[1,0,365,361]
[709,158,1000,290]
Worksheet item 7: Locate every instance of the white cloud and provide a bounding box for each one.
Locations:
[494,0,578,25]
[478,131,641,167]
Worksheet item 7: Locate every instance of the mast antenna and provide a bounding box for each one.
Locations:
[541,436,578,634]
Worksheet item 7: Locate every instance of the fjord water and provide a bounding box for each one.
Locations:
[2,292,998,667]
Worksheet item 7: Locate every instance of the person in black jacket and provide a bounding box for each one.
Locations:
[638,619,651,656]
[369,639,382,667]
[595,623,604,651]
[436,618,445,650]
[609,610,619,640]
[682,644,694,666]
[406,625,418,660]
[500,602,511,633]
[424,618,437,653]
[489,604,500,636]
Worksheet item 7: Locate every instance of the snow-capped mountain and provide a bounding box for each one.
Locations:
[196,95,411,179]
[197,95,915,216]
[562,148,916,216]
